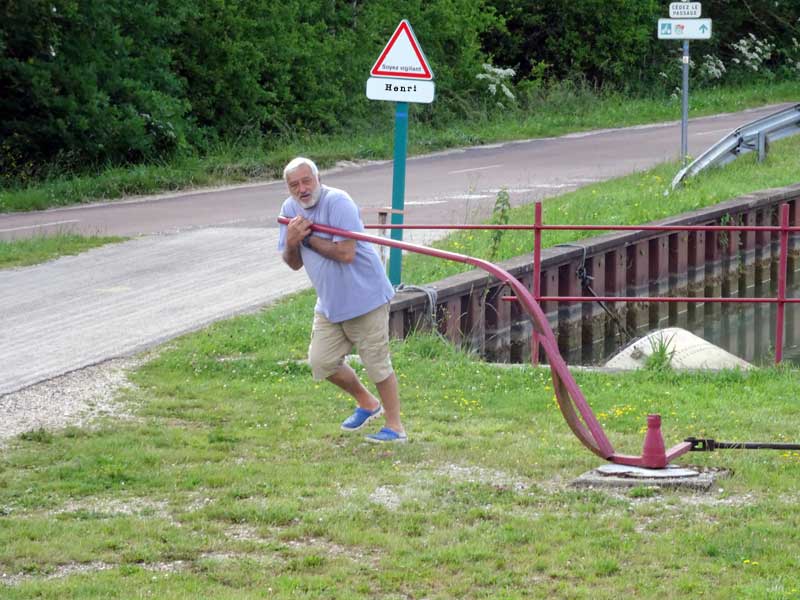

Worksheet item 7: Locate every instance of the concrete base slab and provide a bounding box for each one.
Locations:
[572,463,728,492]
[604,327,752,371]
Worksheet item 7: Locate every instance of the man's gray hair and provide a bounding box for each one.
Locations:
[283,157,319,181]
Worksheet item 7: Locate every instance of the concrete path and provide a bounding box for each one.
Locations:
[0,229,306,395]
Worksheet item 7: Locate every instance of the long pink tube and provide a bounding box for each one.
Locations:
[278,216,692,466]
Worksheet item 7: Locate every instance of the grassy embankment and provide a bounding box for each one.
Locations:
[1,117,800,597]
[0,234,125,270]
[402,130,800,285]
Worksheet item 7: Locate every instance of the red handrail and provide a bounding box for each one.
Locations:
[365,201,796,365]
[366,223,800,232]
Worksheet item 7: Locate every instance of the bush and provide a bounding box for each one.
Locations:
[2,0,798,186]
[1,2,192,182]
[0,0,498,183]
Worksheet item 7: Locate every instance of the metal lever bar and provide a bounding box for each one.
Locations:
[686,437,800,452]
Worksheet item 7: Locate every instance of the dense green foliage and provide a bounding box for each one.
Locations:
[482,0,800,91]
[1,0,798,185]
[0,0,495,183]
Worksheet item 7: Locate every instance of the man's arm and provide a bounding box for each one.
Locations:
[282,241,304,271]
[281,216,311,271]
[305,236,356,263]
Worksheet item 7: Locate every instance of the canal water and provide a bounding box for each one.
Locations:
[574,266,800,368]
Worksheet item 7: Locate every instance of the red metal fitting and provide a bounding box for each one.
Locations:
[641,414,668,469]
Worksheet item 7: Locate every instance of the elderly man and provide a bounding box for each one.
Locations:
[278,157,406,443]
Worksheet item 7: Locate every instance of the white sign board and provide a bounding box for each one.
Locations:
[366,77,435,103]
[669,2,702,18]
[658,18,712,40]
[370,20,434,81]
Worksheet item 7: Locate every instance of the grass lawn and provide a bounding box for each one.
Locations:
[2,86,799,598]
[1,291,799,598]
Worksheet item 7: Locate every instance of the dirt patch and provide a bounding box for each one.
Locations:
[54,496,173,520]
[435,463,532,492]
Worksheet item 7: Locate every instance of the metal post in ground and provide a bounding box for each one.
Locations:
[377,209,389,269]
[532,202,543,364]
[775,203,790,363]
[389,102,409,286]
[681,40,690,166]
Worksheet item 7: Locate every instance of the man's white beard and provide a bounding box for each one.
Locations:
[297,185,321,209]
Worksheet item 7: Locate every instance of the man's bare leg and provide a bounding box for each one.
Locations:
[375,373,403,433]
[327,364,380,411]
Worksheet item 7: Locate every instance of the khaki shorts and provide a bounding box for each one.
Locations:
[308,303,394,383]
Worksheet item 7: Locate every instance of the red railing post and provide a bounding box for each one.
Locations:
[532,202,542,364]
[776,203,790,364]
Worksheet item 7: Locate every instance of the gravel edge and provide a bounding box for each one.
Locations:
[0,355,153,447]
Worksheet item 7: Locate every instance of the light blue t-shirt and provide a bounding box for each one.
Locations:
[278,185,395,323]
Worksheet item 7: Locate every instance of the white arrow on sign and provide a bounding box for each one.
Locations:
[658,18,712,40]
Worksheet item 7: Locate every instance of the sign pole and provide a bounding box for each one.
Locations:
[660,4,710,166]
[389,101,409,286]
[681,40,690,166]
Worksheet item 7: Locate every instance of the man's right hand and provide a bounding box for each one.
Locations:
[286,215,312,247]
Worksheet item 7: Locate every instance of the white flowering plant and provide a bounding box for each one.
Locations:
[728,33,777,80]
[697,54,727,83]
[776,36,800,77]
[475,62,517,109]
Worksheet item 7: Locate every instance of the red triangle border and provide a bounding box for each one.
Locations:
[370,21,433,80]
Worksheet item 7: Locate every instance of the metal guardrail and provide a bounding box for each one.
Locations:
[671,103,800,190]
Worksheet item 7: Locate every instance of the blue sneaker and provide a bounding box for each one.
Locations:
[365,427,408,443]
[340,405,383,432]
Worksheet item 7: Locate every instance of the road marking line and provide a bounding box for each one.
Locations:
[447,164,502,175]
[697,128,733,136]
[443,194,493,200]
[0,219,80,233]
[528,184,579,189]
[487,185,579,192]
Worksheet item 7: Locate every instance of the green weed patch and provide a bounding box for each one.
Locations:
[0,234,125,270]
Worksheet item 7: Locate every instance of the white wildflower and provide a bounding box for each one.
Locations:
[476,62,516,108]
[730,34,775,71]
[699,54,726,80]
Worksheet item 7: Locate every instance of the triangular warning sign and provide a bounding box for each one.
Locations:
[370,20,433,80]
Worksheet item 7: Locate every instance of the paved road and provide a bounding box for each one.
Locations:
[0,104,788,241]
[0,104,789,396]
[0,229,308,395]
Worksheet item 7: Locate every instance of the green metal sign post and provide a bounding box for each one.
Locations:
[366,19,435,286]
[389,102,409,286]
